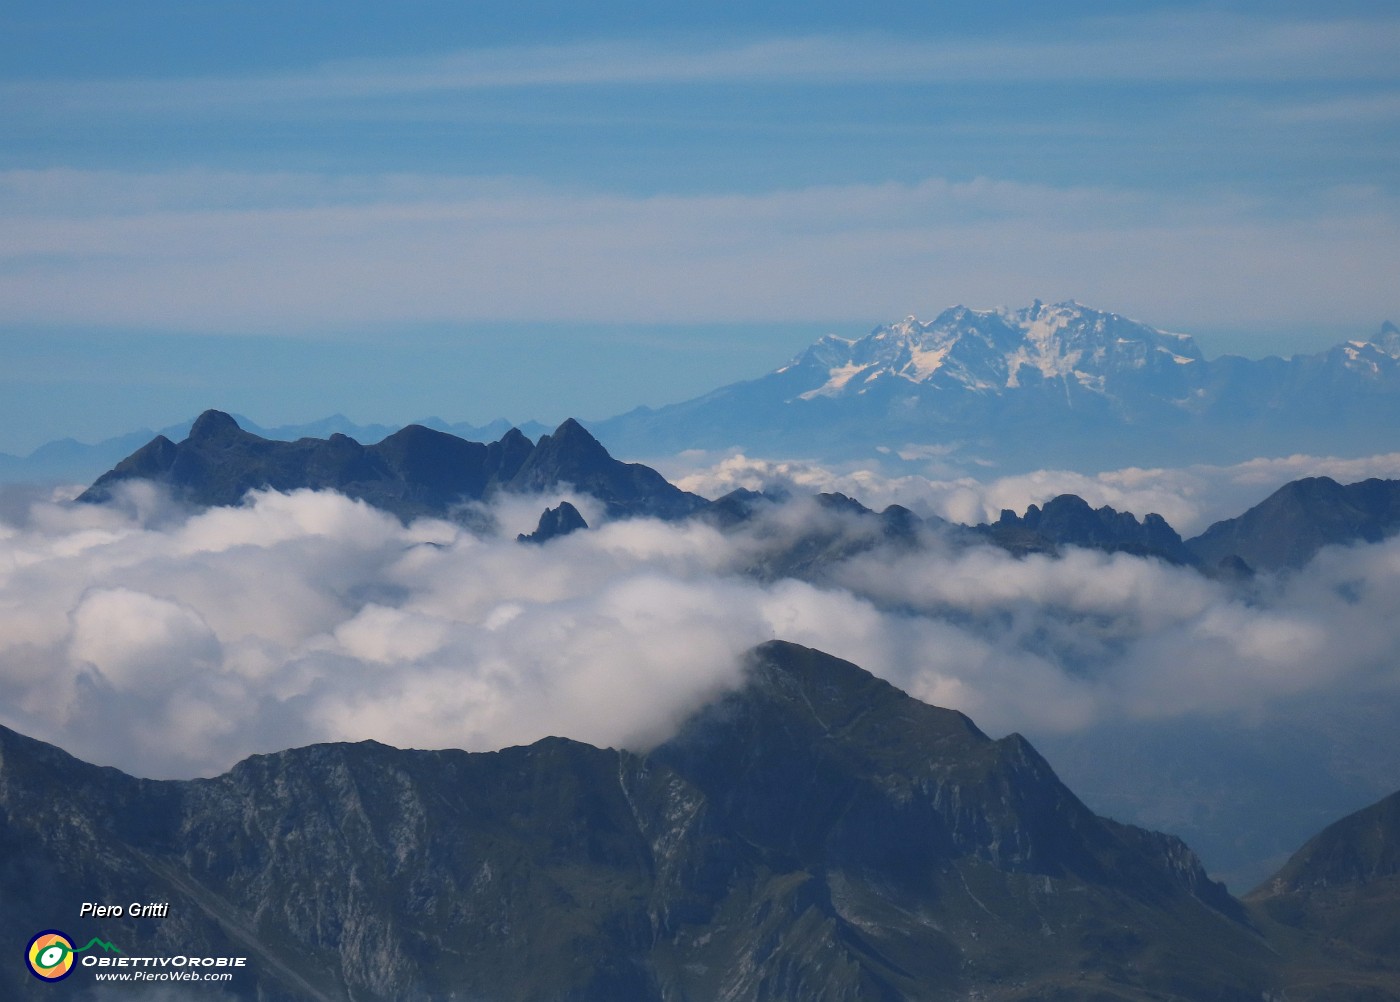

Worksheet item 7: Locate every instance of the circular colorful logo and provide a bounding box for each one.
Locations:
[26,930,75,982]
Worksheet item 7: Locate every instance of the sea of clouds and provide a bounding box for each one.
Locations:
[664,447,1400,536]
[3,450,1400,794]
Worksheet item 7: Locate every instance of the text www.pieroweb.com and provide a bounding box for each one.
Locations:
[93,969,235,983]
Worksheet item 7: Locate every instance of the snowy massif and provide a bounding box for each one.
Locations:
[597,301,1400,471]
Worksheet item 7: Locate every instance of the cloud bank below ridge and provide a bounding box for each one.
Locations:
[2,460,1400,785]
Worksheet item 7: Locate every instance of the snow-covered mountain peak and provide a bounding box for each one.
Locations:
[787,301,1206,401]
[776,332,856,375]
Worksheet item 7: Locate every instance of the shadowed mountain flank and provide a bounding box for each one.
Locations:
[1186,476,1400,571]
[0,642,1277,1001]
[1248,789,1400,1000]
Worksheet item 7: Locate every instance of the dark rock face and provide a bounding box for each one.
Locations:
[978,494,1193,564]
[0,642,1277,1001]
[509,418,704,521]
[517,500,589,543]
[78,411,707,523]
[1186,476,1400,570]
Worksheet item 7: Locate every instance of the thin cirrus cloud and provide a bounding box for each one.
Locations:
[1,12,1395,342]
[1263,91,1400,124]
[8,14,1400,116]
[0,169,1395,333]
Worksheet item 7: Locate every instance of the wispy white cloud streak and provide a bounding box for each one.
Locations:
[8,14,1399,116]
[0,170,1395,333]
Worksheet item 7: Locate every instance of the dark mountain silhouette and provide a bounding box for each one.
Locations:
[517,500,589,543]
[694,486,787,529]
[508,418,703,520]
[78,410,706,523]
[0,413,555,486]
[698,490,954,582]
[978,494,1193,564]
[1186,476,1400,571]
[0,642,1278,1001]
[74,411,1400,583]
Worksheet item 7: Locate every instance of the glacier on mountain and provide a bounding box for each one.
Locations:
[786,301,1206,402]
[595,300,1400,473]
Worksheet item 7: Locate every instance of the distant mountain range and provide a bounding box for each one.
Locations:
[79,410,1400,577]
[594,301,1400,470]
[0,412,552,486]
[14,640,1394,1002]
[67,413,1400,899]
[8,301,1400,484]
[79,410,703,523]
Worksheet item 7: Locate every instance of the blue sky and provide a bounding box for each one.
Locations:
[2,1,1398,453]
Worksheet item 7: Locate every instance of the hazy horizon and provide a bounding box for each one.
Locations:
[5,306,1399,458]
[4,1,1399,453]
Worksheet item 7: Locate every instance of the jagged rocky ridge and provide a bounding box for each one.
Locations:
[79,410,706,523]
[1,642,1279,1001]
[976,493,1194,564]
[0,412,555,486]
[78,411,1400,574]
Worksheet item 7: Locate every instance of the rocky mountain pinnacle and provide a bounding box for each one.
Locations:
[517,500,589,543]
